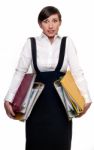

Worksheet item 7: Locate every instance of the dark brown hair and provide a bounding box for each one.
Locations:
[38,6,61,23]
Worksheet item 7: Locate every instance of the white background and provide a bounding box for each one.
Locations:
[0,0,94,150]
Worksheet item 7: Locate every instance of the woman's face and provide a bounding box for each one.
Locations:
[39,14,61,38]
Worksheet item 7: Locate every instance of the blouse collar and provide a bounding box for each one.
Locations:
[40,32,61,41]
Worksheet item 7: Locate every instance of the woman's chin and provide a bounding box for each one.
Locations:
[47,34,56,38]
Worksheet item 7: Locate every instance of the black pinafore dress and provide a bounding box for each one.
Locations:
[26,37,72,150]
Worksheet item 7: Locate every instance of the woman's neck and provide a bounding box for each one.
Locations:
[48,37,54,43]
[42,32,57,44]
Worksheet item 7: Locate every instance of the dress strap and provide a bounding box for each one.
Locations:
[55,37,67,72]
[30,36,67,73]
[30,37,40,73]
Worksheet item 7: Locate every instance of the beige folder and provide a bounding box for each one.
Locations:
[54,80,78,120]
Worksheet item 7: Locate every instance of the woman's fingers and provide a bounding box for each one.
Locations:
[4,101,15,119]
[77,102,92,117]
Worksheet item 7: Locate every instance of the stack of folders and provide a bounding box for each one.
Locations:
[11,73,44,121]
[54,71,85,120]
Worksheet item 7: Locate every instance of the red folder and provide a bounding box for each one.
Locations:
[11,73,36,112]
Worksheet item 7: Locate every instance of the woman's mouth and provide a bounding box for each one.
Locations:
[48,30,55,34]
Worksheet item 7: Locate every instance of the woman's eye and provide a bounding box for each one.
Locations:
[53,19,58,23]
[43,19,58,24]
[43,20,48,23]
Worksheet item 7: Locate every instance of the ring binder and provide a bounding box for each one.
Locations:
[11,73,45,121]
[54,71,85,120]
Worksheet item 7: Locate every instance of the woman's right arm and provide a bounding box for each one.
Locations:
[4,38,33,118]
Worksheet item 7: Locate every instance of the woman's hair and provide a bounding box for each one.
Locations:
[38,6,61,23]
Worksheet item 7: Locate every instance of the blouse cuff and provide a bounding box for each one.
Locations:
[83,94,92,103]
[4,93,15,103]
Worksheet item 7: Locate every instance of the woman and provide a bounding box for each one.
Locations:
[4,6,91,150]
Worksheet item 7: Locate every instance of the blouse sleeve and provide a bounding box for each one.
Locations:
[66,37,91,103]
[4,38,34,102]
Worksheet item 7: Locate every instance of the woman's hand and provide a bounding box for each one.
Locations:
[77,102,92,118]
[4,100,15,119]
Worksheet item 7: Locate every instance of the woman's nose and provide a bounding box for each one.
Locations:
[49,22,53,28]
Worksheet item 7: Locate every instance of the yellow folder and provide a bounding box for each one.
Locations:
[60,71,85,113]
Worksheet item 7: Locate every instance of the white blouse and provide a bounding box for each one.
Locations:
[5,33,91,103]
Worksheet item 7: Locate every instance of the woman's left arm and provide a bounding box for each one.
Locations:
[66,37,92,116]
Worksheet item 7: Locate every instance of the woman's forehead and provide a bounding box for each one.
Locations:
[44,14,59,20]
